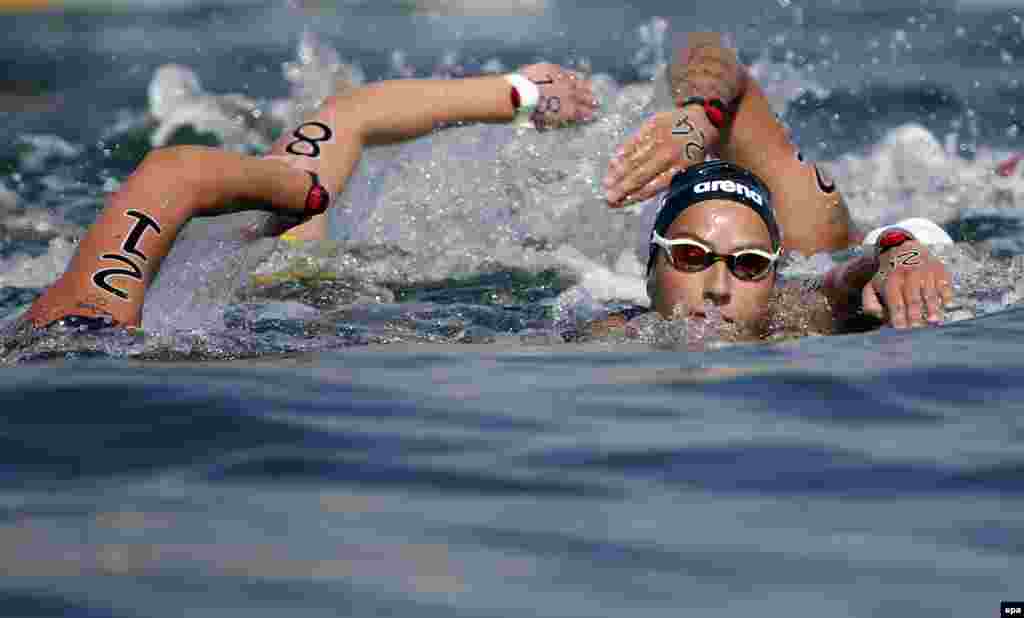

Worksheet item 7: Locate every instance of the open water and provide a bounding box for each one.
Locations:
[1,0,1023,615]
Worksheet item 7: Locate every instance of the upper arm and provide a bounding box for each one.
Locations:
[24,146,319,328]
[720,78,855,256]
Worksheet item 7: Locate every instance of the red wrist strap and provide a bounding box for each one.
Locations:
[303,170,330,217]
[876,228,914,253]
[510,86,522,110]
[679,96,729,130]
[703,99,727,129]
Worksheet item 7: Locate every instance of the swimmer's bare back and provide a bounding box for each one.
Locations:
[604,32,856,256]
[25,68,598,329]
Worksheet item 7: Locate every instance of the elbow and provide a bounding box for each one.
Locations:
[130,145,211,216]
[317,92,369,142]
[138,145,208,187]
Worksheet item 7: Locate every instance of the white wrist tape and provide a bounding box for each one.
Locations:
[505,73,540,128]
[863,217,953,246]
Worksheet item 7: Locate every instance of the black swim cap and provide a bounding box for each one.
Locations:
[648,161,781,274]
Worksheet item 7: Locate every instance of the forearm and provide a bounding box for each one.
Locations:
[717,76,854,253]
[25,146,313,327]
[25,151,195,327]
[666,33,854,253]
[670,37,797,175]
[262,75,520,241]
[822,253,879,317]
[340,76,517,146]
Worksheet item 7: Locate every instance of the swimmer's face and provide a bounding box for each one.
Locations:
[648,199,776,333]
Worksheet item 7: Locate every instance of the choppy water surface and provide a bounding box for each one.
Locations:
[1,1,1023,616]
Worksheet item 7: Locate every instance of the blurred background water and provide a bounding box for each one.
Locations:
[1,0,1023,616]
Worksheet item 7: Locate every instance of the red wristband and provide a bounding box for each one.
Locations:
[703,99,727,129]
[510,86,522,110]
[876,228,914,254]
[679,96,729,130]
[303,171,330,217]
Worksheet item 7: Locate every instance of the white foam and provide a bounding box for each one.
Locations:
[0,237,76,289]
[148,65,270,151]
[833,123,1024,229]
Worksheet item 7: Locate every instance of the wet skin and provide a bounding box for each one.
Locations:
[648,199,776,333]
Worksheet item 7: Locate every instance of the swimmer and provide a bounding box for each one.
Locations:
[20,37,947,338]
[602,33,954,332]
[21,63,598,331]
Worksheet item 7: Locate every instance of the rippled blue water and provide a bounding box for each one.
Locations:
[2,1,1023,616]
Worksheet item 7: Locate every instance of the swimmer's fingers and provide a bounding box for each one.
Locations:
[921,271,945,325]
[938,272,954,307]
[604,113,676,206]
[603,121,652,204]
[628,166,683,206]
[571,78,599,122]
[881,246,951,328]
[880,268,927,329]
[922,258,954,324]
[564,72,598,118]
[900,270,928,328]
[613,149,681,207]
[861,279,886,321]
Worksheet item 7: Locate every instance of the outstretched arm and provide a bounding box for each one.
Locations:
[25,68,597,328]
[822,239,953,329]
[604,32,856,256]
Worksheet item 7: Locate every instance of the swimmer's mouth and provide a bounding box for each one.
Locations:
[688,309,737,323]
[689,311,735,323]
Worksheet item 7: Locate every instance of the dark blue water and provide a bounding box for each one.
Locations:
[2,1,1024,616]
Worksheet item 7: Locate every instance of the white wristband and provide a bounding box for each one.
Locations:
[505,73,540,128]
[862,217,953,247]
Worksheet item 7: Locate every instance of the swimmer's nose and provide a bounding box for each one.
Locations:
[703,260,731,306]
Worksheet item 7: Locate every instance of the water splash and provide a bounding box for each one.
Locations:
[148,65,272,151]
[275,30,365,128]
[632,17,669,80]
[7,29,1024,361]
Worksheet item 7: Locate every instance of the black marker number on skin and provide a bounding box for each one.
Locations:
[285,122,333,158]
[814,163,836,194]
[891,250,922,268]
[672,115,695,136]
[120,209,161,260]
[93,255,142,299]
[672,114,706,161]
[92,209,162,300]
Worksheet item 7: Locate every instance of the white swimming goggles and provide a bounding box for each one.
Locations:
[651,231,781,281]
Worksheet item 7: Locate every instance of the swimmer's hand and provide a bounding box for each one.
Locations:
[603,32,744,208]
[861,240,954,329]
[517,63,598,130]
[603,107,718,207]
